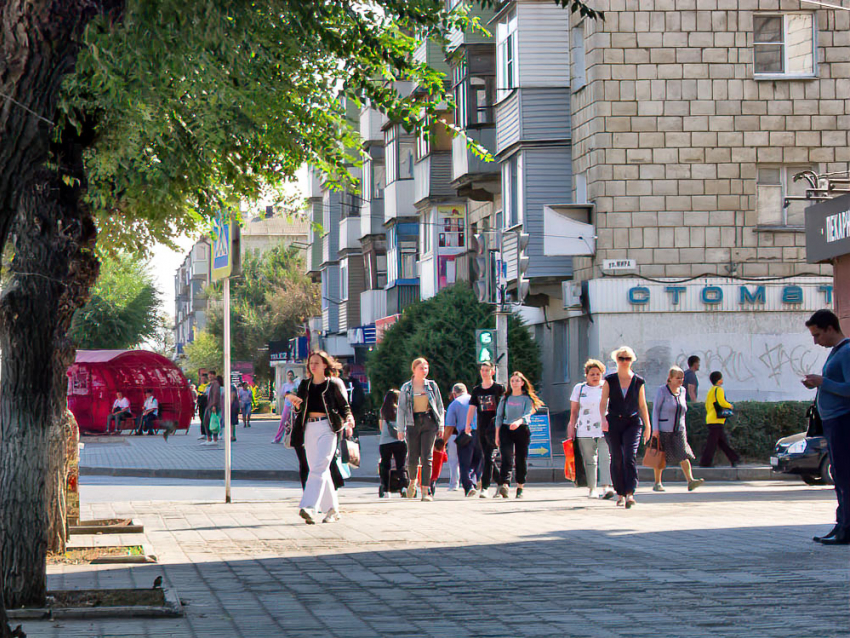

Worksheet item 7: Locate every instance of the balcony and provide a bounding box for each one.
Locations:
[360,108,386,146]
[386,282,420,315]
[360,197,384,238]
[413,152,454,205]
[360,289,387,326]
[452,127,498,184]
[307,237,322,274]
[385,179,416,223]
[338,216,361,252]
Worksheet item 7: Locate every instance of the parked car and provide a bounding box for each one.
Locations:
[771,432,833,486]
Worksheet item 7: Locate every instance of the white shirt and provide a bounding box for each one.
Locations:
[143,396,158,415]
[570,382,604,438]
[112,397,130,411]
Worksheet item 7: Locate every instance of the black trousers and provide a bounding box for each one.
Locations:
[499,424,530,486]
[136,413,156,434]
[605,416,642,496]
[379,441,409,491]
[823,415,850,532]
[478,428,498,490]
[699,424,740,466]
[197,396,208,436]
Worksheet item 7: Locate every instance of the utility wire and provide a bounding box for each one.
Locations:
[0,91,55,127]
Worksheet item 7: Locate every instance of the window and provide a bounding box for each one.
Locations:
[372,163,385,200]
[454,62,495,128]
[571,22,586,90]
[496,10,518,101]
[753,13,815,78]
[422,209,433,255]
[756,165,813,227]
[502,155,521,228]
[340,261,349,301]
[340,190,360,220]
[385,128,415,184]
[400,240,418,279]
[416,120,431,161]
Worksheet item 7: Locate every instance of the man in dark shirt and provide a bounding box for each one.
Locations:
[683,355,700,402]
[467,362,505,498]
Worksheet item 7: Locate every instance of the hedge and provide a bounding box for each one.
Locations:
[655,401,810,464]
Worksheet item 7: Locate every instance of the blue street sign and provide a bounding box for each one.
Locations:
[211,210,232,281]
[528,408,552,458]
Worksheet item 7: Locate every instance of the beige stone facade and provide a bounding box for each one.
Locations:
[570,0,848,281]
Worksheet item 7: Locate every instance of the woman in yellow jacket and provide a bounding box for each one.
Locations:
[699,371,741,467]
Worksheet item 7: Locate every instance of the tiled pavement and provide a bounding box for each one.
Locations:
[79,418,783,484]
[22,478,849,638]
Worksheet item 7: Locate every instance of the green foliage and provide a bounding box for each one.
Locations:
[193,245,319,383]
[68,253,161,349]
[59,0,485,253]
[184,331,224,377]
[368,284,541,403]
[644,401,810,463]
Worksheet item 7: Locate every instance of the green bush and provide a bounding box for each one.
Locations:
[651,401,810,463]
[368,284,541,404]
[254,400,272,414]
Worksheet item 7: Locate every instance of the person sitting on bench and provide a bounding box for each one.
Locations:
[107,391,133,433]
[135,389,159,435]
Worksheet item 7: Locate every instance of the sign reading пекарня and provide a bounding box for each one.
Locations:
[806,192,850,264]
[587,277,834,314]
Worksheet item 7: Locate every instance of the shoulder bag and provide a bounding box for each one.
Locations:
[455,429,473,448]
[642,436,666,470]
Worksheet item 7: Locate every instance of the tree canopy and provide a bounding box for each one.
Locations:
[186,245,319,383]
[67,253,161,350]
[368,284,541,403]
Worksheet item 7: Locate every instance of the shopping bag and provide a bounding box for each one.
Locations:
[340,436,361,468]
[642,436,666,470]
[562,439,576,482]
[209,411,221,435]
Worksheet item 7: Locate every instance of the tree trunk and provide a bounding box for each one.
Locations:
[0,158,99,608]
[46,410,79,554]
[0,0,124,618]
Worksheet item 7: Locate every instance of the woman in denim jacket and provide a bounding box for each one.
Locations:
[397,358,445,502]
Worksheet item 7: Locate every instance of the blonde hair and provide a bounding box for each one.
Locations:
[668,365,685,381]
[584,359,605,375]
[411,357,429,374]
[610,346,637,364]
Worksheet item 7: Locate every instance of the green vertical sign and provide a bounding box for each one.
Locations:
[475,329,496,364]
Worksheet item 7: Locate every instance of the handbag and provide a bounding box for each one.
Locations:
[208,411,221,434]
[282,411,296,449]
[455,430,473,448]
[562,439,576,482]
[642,436,666,470]
[806,399,823,437]
[340,435,361,468]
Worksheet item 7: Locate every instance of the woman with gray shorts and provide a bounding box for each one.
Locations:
[568,359,615,499]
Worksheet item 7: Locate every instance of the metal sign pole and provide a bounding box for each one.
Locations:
[224,276,232,503]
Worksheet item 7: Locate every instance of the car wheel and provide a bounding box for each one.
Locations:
[820,456,834,486]
[802,474,826,486]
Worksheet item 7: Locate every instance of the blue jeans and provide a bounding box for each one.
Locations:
[456,434,483,493]
[823,413,850,531]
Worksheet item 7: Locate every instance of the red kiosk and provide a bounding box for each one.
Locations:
[67,350,194,435]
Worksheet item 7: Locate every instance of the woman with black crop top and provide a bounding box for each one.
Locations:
[286,351,353,524]
[599,346,652,509]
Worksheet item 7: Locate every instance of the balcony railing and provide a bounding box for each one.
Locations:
[360,289,387,326]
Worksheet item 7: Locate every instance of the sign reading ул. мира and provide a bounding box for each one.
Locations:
[806,192,850,264]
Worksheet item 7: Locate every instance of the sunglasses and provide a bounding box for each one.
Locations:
[617,356,632,361]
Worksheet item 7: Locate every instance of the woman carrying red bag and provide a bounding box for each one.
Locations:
[568,359,614,499]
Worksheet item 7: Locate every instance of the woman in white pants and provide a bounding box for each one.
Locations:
[286,351,354,524]
[568,359,615,499]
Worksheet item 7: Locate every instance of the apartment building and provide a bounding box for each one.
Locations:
[567,0,844,400]
[174,238,212,356]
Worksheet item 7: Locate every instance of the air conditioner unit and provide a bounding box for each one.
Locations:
[562,281,582,309]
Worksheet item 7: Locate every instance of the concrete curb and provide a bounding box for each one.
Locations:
[81,464,799,484]
[7,586,182,620]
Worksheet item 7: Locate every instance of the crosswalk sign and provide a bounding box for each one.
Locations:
[475,329,496,364]
[211,210,241,281]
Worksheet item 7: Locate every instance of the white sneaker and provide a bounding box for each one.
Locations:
[588,488,599,499]
[201,440,212,446]
[479,490,490,499]
[466,488,479,498]
[197,435,206,440]
[322,509,340,523]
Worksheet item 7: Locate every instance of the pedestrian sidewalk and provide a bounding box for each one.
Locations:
[22,480,846,638]
[79,417,789,483]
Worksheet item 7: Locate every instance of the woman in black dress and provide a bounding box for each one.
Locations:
[599,346,652,509]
